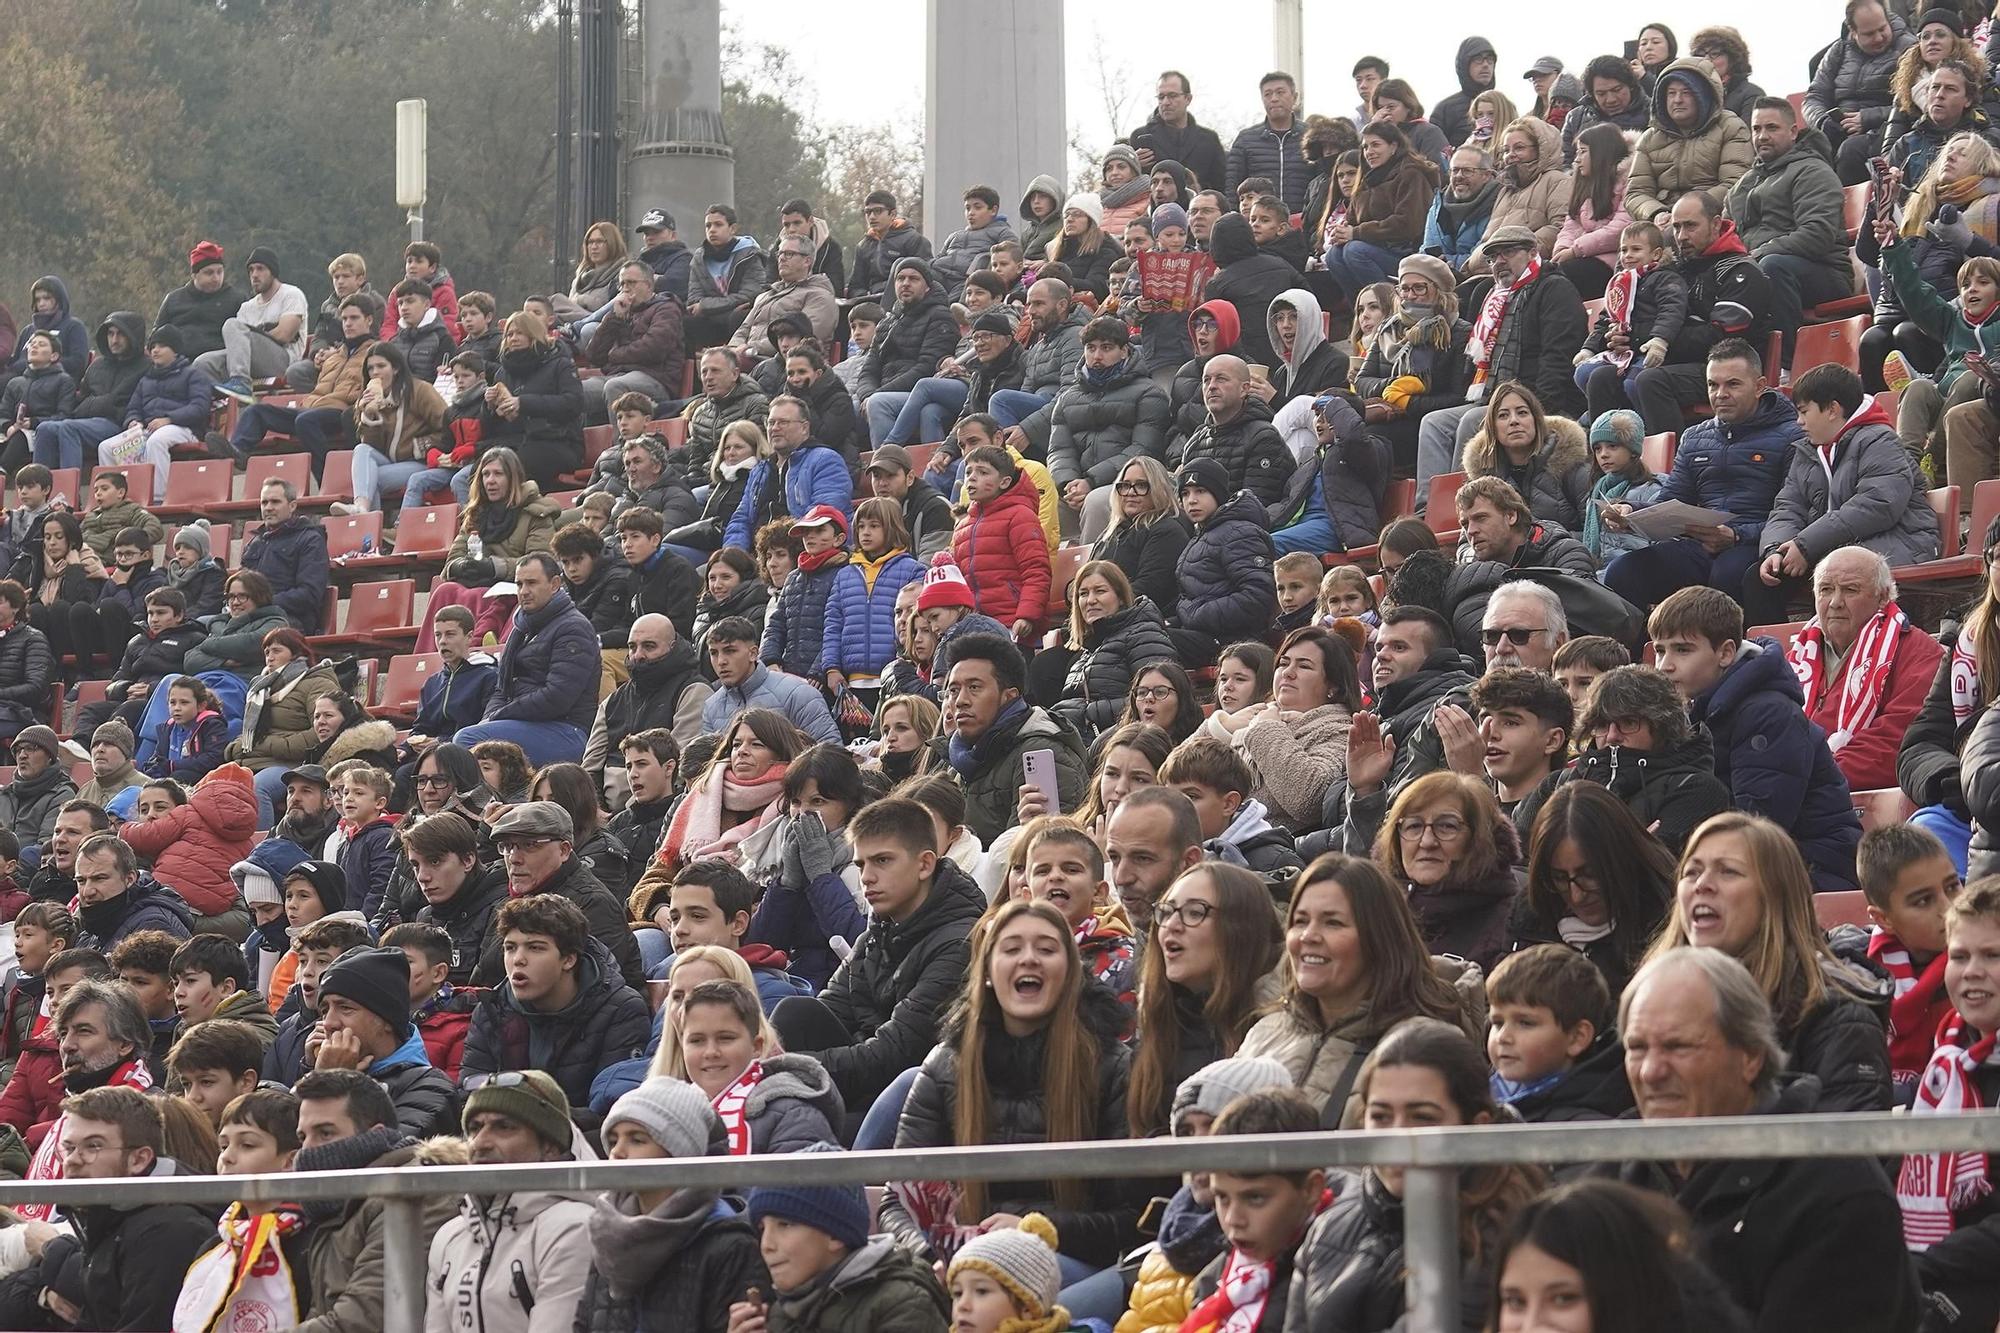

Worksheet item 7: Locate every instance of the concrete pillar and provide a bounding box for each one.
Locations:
[926,0,1067,245]
[1273,0,1304,103]
[628,0,735,228]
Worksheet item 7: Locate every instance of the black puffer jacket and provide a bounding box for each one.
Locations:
[1052,598,1178,737]
[1176,490,1279,642]
[1900,643,1970,820]
[857,266,961,398]
[1544,730,1734,856]
[481,343,586,487]
[1175,395,1292,506]
[885,982,1142,1267]
[957,344,1026,424]
[1463,415,1594,534]
[377,1049,462,1139]
[71,312,146,421]
[1957,693,2000,880]
[470,855,643,991]
[416,863,509,987]
[1091,514,1193,613]
[575,1194,768,1333]
[0,623,53,735]
[1046,234,1127,301]
[1282,1172,1414,1333]
[848,222,933,302]
[808,858,985,1106]
[691,579,771,681]
[1267,410,1390,552]
[1784,958,1894,1114]
[458,934,650,1115]
[1204,215,1301,368]
[679,378,769,487]
[1045,360,1172,491]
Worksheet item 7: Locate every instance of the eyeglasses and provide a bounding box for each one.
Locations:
[60,1139,125,1162]
[1546,867,1599,893]
[496,837,558,855]
[1480,626,1549,647]
[1156,899,1215,928]
[1133,685,1177,702]
[1114,480,1151,495]
[1396,815,1468,842]
[415,774,455,788]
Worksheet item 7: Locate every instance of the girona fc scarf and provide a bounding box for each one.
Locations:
[711,1060,763,1156]
[1898,1013,1998,1249]
[1786,602,1909,752]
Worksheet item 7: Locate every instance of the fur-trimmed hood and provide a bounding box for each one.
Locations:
[319,718,399,767]
[1461,412,1589,479]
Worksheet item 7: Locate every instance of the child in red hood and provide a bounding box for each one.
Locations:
[383,922,482,1081]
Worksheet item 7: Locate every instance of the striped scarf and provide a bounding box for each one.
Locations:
[1898,1012,1998,1249]
[711,1060,763,1156]
[1468,254,1541,375]
[1951,623,1981,725]
[1869,928,1954,1085]
[1785,602,1909,752]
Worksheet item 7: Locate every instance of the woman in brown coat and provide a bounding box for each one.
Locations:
[1322,120,1440,298]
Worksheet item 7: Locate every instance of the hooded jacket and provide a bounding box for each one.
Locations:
[1726,125,1850,275]
[1348,147,1440,253]
[1176,489,1279,642]
[426,1183,595,1333]
[183,600,290,678]
[858,261,961,398]
[1477,116,1573,264]
[1016,175,1066,260]
[10,276,88,378]
[848,219,933,301]
[952,469,1052,627]
[1053,597,1178,737]
[766,1236,950,1332]
[68,312,146,422]
[1269,398,1391,551]
[1336,651,1479,852]
[1626,59,1755,224]
[1263,287,1349,402]
[459,934,650,1113]
[1046,355,1172,490]
[1432,36,1499,147]
[819,548,923,680]
[762,551,845,677]
[884,982,1141,1267]
[1463,413,1595,533]
[1762,394,1940,567]
[1691,638,1863,886]
[1553,729,1734,856]
[482,342,586,486]
[482,587,603,734]
[1805,11,1916,135]
[119,764,256,916]
[1204,214,1299,369]
[742,1050,845,1153]
[1170,299,1240,441]
[930,216,1019,292]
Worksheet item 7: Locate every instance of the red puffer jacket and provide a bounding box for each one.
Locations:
[120,764,257,916]
[415,986,484,1082]
[951,470,1053,629]
[0,1023,61,1144]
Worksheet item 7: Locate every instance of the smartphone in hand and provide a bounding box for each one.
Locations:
[1022,748,1061,814]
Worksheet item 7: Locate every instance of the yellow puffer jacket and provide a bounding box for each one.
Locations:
[1114,1246,1196,1333]
[1624,57,1753,225]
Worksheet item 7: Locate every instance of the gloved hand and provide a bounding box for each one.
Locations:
[1928,203,1974,254]
[780,815,809,887]
[1381,375,1424,412]
[1642,338,1669,369]
[792,811,840,882]
[446,557,496,584]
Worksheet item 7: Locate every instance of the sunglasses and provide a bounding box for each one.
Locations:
[1480,626,1548,647]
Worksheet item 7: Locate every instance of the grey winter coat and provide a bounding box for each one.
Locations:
[743,1051,845,1153]
[1805,14,1915,135]
[1760,400,1940,567]
[1045,360,1172,490]
[1018,304,1090,401]
[930,217,1018,291]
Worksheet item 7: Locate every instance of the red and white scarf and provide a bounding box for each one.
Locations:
[1898,1011,1999,1249]
[173,1203,309,1333]
[1178,1248,1275,1333]
[1785,602,1909,752]
[711,1060,763,1156]
[1870,929,1954,1084]
[20,1058,154,1221]
[1598,263,1650,372]
[1952,623,1982,725]
[1468,254,1541,376]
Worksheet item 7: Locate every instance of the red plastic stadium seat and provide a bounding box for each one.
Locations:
[152,460,232,521]
[99,463,153,510]
[48,469,80,508]
[377,653,445,720]
[1746,621,1804,647]
[1814,890,1871,930]
[325,511,384,560]
[1790,314,1868,381]
[1641,433,1676,475]
[392,504,459,558]
[219,454,313,516]
[905,442,940,475]
[313,451,355,505]
[658,416,689,449]
[1841,182,1870,243]
[1897,478,2000,584]
[1425,472,1466,537]
[1049,545,1090,612]
[309,579,417,653]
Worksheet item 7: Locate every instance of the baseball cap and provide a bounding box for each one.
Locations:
[636,209,675,233]
[1522,56,1563,78]
[865,445,914,475]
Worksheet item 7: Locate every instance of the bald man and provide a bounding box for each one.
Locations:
[1175,353,1292,504]
[583,613,712,781]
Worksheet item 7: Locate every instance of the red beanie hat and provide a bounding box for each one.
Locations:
[917,553,976,612]
[189,240,225,273]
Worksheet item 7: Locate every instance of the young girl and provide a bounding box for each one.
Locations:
[676,978,841,1154]
[820,497,923,704]
[1581,409,1662,567]
[147,676,230,784]
[947,1213,1077,1333]
[872,694,938,785]
[1213,642,1274,715]
[1115,663,1200,749]
[1317,565,1378,624]
[953,445,1052,640]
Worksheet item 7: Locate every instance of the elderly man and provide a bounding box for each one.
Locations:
[1104,786,1205,935]
[700,616,840,743]
[1727,98,1854,367]
[1603,339,1796,609]
[1480,581,1570,673]
[1456,476,1597,575]
[733,233,838,357]
[583,613,712,774]
[1413,226,1587,504]
[1806,0,1915,184]
[582,260,685,423]
[476,801,643,990]
[453,552,603,766]
[923,634,1087,845]
[0,725,76,848]
[1424,147,1500,275]
[1338,606,1477,854]
[1175,354,1292,504]
[1610,947,1920,1333]
[1784,547,1943,791]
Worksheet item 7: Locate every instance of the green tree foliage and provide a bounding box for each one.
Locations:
[721,40,834,250]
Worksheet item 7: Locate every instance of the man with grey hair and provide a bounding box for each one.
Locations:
[12,976,160,1217]
[1791,545,1942,792]
[732,233,838,356]
[1481,581,1568,672]
[1610,946,1920,1333]
[1424,146,1501,274]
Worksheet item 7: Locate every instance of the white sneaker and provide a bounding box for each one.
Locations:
[329,502,360,516]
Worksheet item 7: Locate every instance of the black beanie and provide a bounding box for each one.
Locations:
[147,324,186,356]
[1176,456,1234,502]
[973,308,1016,337]
[248,246,281,278]
[317,947,414,1040]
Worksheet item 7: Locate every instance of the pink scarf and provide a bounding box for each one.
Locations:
[20,1058,154,1221]
[711,1061,763,1156]
[1898,1011,1999,1249]
[1785,602,1909,752]
[1952,624,1981,725]
[1468,253,1541,375]
[655,763,787,870]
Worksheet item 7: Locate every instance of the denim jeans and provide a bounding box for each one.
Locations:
[1272,512,1339,555]
[987,389,1052,429]
[451,719,587,766]
[351,446,426,512]
[1414,402,1485,511]
[252,764,291,829]
[33,418,119,471]
[1323,240,1408,296]
[1602,535,1762,611]
[400,463,474,512]
[885,376,970,444]
[864,391,912,446]
[852,1065,923,1150]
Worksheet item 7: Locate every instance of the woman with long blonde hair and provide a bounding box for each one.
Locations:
[1904,528,2000,864]
[479,310,585,486]
[1646,811,1893,1111]
[644,945,766,1079]
[880,899,1140,1308]
[1860,127,2000,389]
[419,445,559,649]
[1089,454,1190,612]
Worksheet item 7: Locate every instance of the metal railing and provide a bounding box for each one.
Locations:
[12,1111,1998,1333]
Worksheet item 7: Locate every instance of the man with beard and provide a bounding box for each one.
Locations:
[584,615,711,775]
[0,726,77,849]
[1726,98,1852,369]
[16,979,157,1219]
[272,765,338,858]
[866,444,955,561]
[154,241,244,361]
[192,247,308,403]
[1424,147,1501,275]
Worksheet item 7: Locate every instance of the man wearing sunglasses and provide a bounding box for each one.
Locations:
[1481,582,1571,673]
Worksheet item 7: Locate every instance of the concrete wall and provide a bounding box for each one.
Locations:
[629,0,735,229]
[925,0,1067,245]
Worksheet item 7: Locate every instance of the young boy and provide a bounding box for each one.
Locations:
[386,277,456,386]
[1467,667,1573,832]
[318,758,372,865]
[762,507,849,678]
[397,240,463,340]
[1573,220,1691,402]
[233,835,311,1001]
[165,1017,266,1127]
[264,913,371,1085]
[0,332,77,462]
[739,1149,949,1333]
[457,291,501,369]
[1846,823,1962,1094]
[171,932,278,1051]
[607,729,678,897]
[657,859,808,1013]
[401,350,485,511]
[110,928,184,1075]
[267,858,351,1015]
[1190,1089,1329,1332]
[1020,818,1135,1010]
[91,589,203,736]
[80,469,164,560]
[1485,943,1631,1121]
[178,1088,309,1331]
[337,767,398,924]
[0,900,72,1086]
[1273,552,1322,637]
[1650,586,1862,887]
[1158,737,1304,876]
[381,921,480,1081]
[406,606,497,753]
[832,302,883,404]
[0,463,56,581]
[1550,635,1630,715]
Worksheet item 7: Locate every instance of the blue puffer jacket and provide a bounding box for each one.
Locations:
[1689,638,1862,888]
[123,356,213,432]
[817,549,923,680]
[481,589,604,734]
[1176,490,1279,641]
[722,443,854,551]
[241,516,331,633]
[762,555,846,677]
[1640,389,1797,548]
